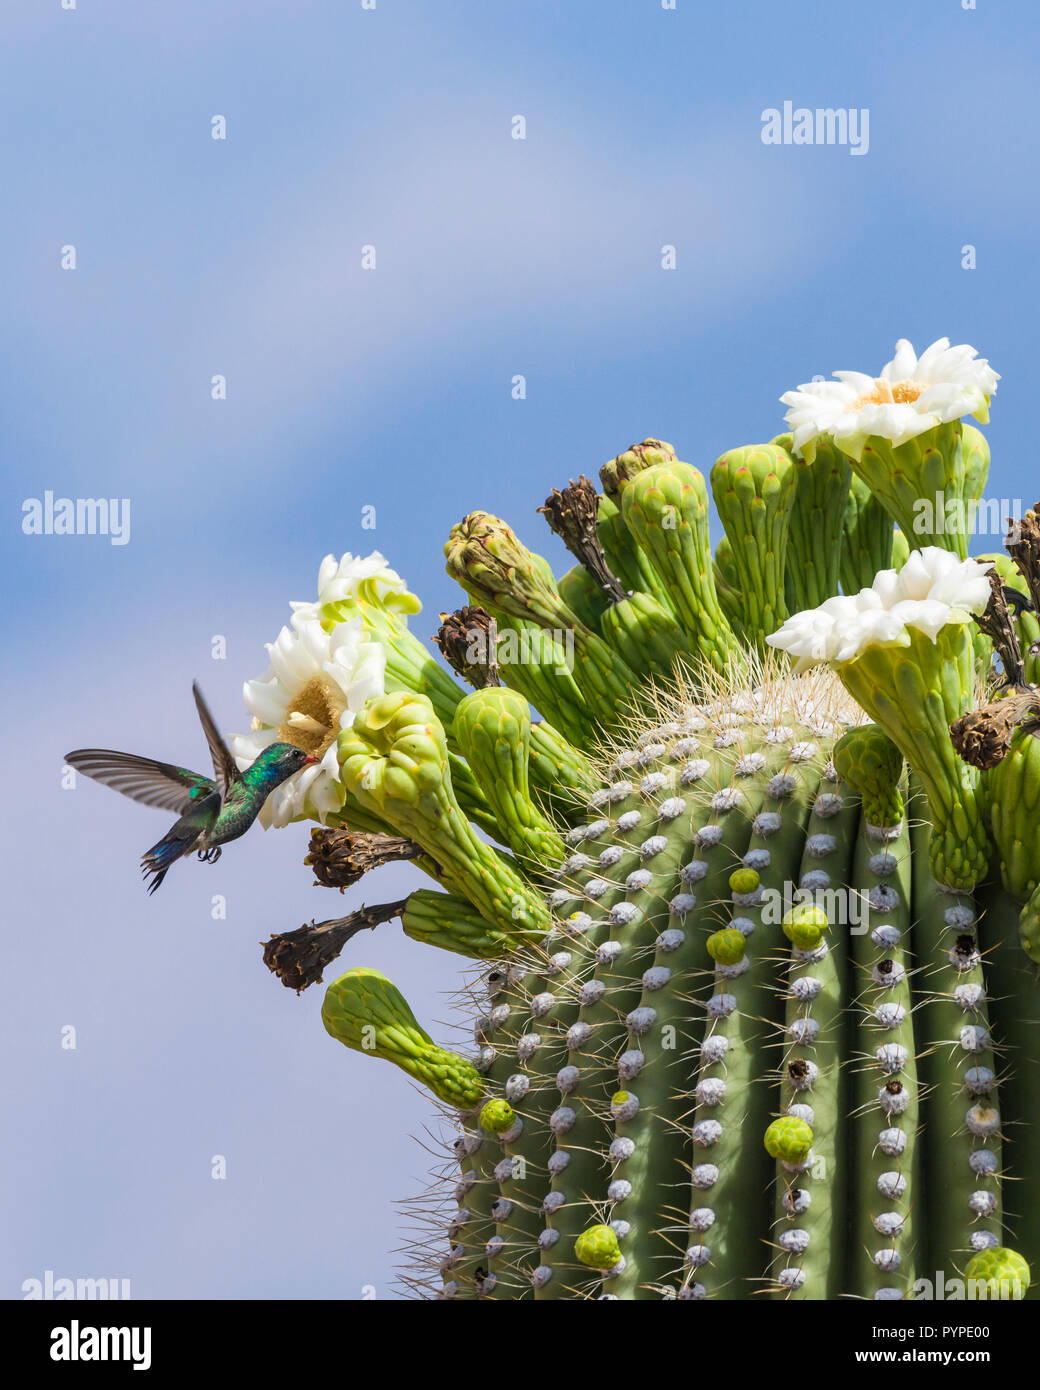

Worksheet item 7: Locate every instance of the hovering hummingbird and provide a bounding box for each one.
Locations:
[65,683,315,893]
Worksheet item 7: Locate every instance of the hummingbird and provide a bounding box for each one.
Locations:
[65,683,316,893]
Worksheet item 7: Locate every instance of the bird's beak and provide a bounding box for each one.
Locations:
[303,754,318,764]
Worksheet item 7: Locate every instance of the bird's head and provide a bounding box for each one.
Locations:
[276,744,318,772]
[251,742,318,788]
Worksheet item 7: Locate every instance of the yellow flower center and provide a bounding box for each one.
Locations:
[846,378,924,413]
[277,675,346,759]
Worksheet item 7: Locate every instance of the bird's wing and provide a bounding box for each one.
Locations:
[64,749,215,814]
[192,681,242,801]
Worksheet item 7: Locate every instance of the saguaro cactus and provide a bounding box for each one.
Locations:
[245,337,1037,1301]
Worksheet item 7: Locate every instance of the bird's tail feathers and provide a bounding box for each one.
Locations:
[141,824,203,895]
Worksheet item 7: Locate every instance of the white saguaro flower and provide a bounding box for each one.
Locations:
[766,548,992,670]
[768,548,993,893]
[300,550,421,624]
[231,551,426,828]
[231,611,386,828]
[781,338,999,463]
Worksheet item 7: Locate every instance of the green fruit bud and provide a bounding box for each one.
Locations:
[706,928,747,965]
[480,1098,516,1134]
[783,903,829,951]
[764,1116,814,1163]
[575,1224,623,1270]
[964,1247,1030,1299]
[729,867,760,895]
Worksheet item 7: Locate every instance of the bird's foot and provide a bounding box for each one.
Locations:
[197,846,222,864]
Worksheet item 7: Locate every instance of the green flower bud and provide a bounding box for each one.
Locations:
[964,1247,1030,1300]
[776,430,850,613]
[618,461,738,671]
[783,903,829,951]
[599,437,676,503]
[322,967,484,1110]
[338,690,549,940]
[710,442,797,653]
[453,686,565,868]
[764,1116,814,1163]
[575,1224,623,1270]
[706,928,747,965]
[444,510,571,630]
[729,867,760,895]
[480,1098,516,1134]
[445,511,639,727]
[402,889,538,961]
[841,471,896,594]
[988,725,1040,904]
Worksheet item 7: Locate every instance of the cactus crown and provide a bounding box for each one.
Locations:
[243,342,1040,1302]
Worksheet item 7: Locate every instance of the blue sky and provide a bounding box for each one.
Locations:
[4,0,1040,1299]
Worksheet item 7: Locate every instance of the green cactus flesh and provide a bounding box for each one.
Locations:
[329,674,1035,1301]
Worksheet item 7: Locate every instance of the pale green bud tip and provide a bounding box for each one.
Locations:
[832,726,904,807]
[337,691,450,808]
[711,441,794,486]
[706,928,747,965]
[356,689,439,739]
[445,512,534,584]
[575,1224,623,1271]
[729,867,760,895]
[764,1116,814,1162]
[479,1098,516,1134]
[782,903,828,950]
[322,966,421,1041]
[784,904,829,929]
[599,438,676,499]
[964,1248,1030,1298]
